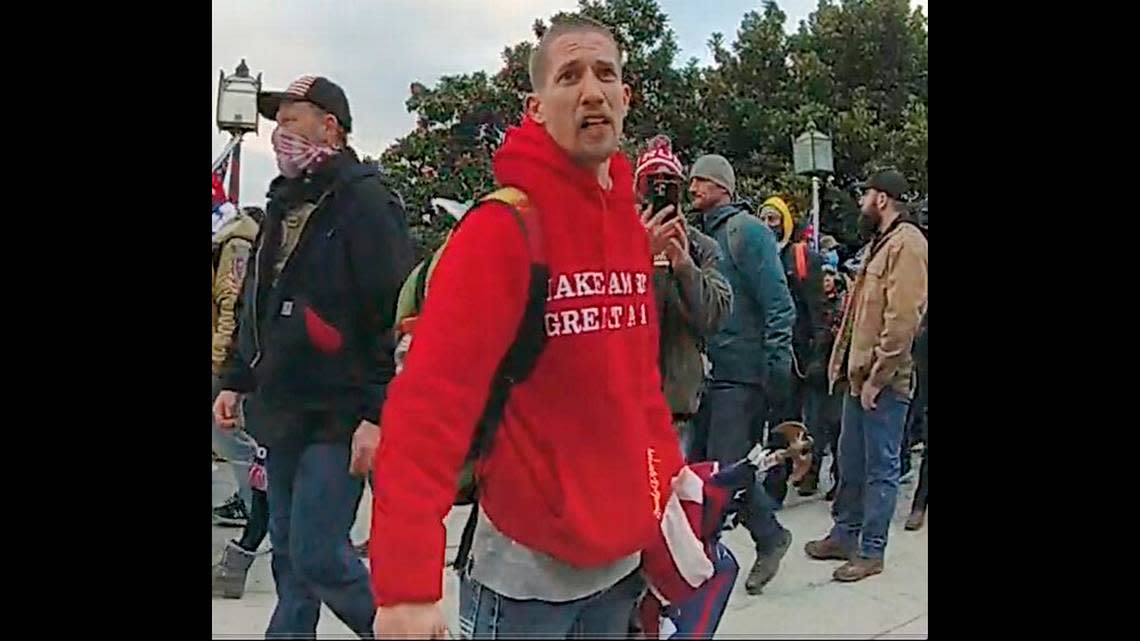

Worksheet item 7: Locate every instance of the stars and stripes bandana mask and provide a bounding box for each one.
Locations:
[271,125,338,178]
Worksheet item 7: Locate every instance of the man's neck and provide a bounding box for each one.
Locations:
[878,208,901,234]
[593,158,613,191]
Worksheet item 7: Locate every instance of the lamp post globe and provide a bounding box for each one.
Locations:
[216,59,261,135]
[792,122,835,252]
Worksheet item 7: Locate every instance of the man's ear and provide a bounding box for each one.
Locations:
[323,114,342,148]
[525,93,543,124]
[621,83,631,113]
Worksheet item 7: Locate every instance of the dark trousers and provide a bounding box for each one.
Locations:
[803,385,843,484]
[263,413,375,639]
[902,368,929,475]
[238,489,270,552]
[911,441,929,512]
[910,376,929,512]
[703,381,785,553]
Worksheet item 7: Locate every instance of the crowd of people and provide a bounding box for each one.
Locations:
[210,16,928,639]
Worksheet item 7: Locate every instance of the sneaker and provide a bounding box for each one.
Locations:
[745,528,792,595]
[213,494,248,528]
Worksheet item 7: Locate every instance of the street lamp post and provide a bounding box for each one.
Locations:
[215,59,261,204]
[792,122,834,252]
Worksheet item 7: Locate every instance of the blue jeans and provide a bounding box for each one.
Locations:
[265,430,375,638]
[703,381,785,553]
[829,388,910,559]
[458,569,644,639]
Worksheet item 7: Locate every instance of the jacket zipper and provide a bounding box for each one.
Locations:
[250,234,264,368]
[249,188,334,369]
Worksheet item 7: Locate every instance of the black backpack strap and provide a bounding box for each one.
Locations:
[451,188,548,574]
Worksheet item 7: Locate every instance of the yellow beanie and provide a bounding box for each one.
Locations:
[761,196,794,246]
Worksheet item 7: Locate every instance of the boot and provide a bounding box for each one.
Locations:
[745,528,792,595]
[833,556,883,582]
[797,445,823,496]
[797,471,819,496]
[804,535,854,561]
[905,508,926,531]
[212,541,256,599]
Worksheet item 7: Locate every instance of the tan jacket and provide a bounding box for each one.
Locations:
[212,215,258,373]
[828,219,927,397]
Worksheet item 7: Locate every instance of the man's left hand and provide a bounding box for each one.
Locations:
[664,223,693,271]
[350,420,381,478]
[860,383,882,411]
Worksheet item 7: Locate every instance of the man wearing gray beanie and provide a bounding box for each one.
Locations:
[689,154,796,595]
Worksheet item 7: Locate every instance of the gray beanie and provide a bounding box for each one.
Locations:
[690,154,736,197]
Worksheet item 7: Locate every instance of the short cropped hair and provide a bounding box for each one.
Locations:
[528,16,622,91]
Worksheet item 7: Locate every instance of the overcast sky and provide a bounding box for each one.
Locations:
[212,0,926,208]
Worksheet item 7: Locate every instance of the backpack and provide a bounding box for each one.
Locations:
[391,186,549,572]
[724,214,810,284]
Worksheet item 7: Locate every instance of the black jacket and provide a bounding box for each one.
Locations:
[779,242,830,382]
[220,149,415,444]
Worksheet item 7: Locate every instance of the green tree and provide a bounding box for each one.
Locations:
[377,0,928,256]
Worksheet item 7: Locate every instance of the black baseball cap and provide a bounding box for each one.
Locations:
[857,169,909,200]
[258,75,353,133]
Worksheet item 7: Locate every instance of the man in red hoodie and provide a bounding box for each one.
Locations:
[371,16,686,639]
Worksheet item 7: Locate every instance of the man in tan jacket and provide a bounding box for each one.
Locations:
[211,205,266,599]
[212,207,258,373]
[804,170,927,582]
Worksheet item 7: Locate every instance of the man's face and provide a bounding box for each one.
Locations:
[759,207,784,238]
[527,31,631,167]
[823,273,836,296]
[858,188,888,231]
[688,177,728,212]
[275,100,338,147]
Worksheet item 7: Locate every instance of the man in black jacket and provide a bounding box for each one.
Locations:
[756,197,831,498]
[214,75,415,639]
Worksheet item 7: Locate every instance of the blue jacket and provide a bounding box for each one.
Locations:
[699,202,795,385]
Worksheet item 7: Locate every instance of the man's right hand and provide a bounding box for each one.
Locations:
[213,390,241,430]
[663,222,693,271]
[374,602,448,639]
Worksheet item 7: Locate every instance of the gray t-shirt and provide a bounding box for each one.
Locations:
[469,505,641,602]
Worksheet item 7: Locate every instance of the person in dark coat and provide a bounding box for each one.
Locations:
[689,153,796,596]
[756,196,831,498]
[905,308,929,530]
[214,75,415,638]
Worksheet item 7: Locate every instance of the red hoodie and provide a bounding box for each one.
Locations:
[369,117,684,605]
